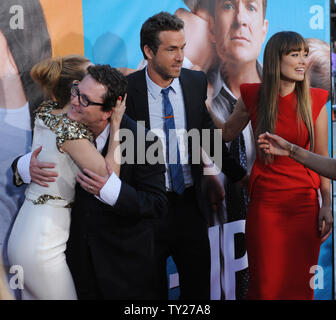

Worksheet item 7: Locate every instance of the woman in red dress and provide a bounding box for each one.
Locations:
[209,31,332,299]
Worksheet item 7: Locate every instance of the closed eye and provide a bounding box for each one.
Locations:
[80,94,90,103]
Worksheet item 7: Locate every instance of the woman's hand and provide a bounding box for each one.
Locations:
[258,132,292,157]
[107,95,125,178]
[319,205,333,243]
[110,94,126,127]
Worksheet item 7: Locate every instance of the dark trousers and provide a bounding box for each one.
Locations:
[67,229,161,300]
[154,186,211,300]
[67,241,104,300]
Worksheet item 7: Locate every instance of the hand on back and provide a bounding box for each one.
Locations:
[29,146,57,187]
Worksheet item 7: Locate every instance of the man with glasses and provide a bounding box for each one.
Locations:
[71,81,107,108]
[12,65,167,299]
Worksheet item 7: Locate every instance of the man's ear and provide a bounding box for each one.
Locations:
[144,45,154,60]
[262,19,269,43]
[102,110,113,121]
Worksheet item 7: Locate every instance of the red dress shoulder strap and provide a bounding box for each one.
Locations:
[310,88,328,123]
[240,83,261,128]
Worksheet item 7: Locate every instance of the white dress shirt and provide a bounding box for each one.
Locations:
[145,68,193,191]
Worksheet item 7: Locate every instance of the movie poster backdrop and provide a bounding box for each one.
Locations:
[0,0,332,299]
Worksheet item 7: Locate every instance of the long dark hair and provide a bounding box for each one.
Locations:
[256,31,314,156]
[0,0,52,117]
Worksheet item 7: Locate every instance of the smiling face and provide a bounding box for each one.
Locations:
[280,48,308,83]
[145,30,185,86]
[210,0,268,65]
[67,75,111,134]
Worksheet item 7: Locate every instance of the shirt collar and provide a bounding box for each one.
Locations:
[145,67,179,100]
[210,60,263,100]
[209,67,237,101]
[96,123,110,153]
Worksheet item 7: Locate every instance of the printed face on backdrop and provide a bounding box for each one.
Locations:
[0,31,17,78]
[67,75,111,131]
[210,0,268,65]
[145,30,186,82]
[280,49,308,83]
[0,30,26,109]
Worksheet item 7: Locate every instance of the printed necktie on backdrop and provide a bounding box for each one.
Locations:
[161,87,185,195]
[219,87,249,300]
[220,87,248,218]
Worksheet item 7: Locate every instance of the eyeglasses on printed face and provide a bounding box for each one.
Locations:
[70,82,105,108]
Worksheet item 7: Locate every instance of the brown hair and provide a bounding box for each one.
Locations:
[256,31,314,160]
[30,55,90,108]
[86,64,127,112]
[140,12,184,59]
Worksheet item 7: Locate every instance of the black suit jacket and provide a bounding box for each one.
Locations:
[125,68,246,212]
[66,114,167,299]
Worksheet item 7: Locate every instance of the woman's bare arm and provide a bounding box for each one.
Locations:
[62,96,126,177]
[313,107,333,241]
[208,97,250,142]
[259,130,336,180]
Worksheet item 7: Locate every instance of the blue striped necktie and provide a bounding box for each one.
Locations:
[161,87,185,195]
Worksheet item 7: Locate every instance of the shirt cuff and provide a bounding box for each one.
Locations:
[96,172,121,206]
[17,152,33,184]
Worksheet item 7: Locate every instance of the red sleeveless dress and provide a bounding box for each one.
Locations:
[241,83,328,300]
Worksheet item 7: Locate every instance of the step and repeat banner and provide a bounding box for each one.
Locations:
[0,0,332,300]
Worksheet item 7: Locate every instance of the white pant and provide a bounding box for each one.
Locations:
[7,200,77,300]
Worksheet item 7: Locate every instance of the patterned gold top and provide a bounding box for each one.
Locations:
[24,100,95,206]
[32,194,62,204]
[34,100,95,152]
[32,194,73,208]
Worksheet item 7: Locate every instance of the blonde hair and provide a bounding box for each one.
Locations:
[306,38,330,97]
[256,31,314,161]
[30,55,90,108]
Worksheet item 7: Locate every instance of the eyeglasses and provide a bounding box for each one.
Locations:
[70,83,105,108]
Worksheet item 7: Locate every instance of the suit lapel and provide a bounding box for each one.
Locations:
[131,69,151,129]
[179,69,196,131]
